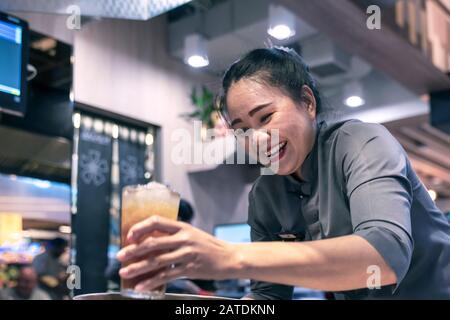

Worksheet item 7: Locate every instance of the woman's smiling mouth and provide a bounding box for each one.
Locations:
[265,141,287,161]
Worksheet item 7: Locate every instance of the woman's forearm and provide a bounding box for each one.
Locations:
[228,235,397,292]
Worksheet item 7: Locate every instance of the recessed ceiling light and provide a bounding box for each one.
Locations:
[343,82,365,108]
[268,24,295,41]
[345,95,365,108]
[268,5,296,41]
[187,55,209,68]
[145,133,154,146]
[184,34,209,68]
[59,226,71,234]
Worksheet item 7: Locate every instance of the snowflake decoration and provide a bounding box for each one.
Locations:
[79,149,109,186]
[120,155,144,185]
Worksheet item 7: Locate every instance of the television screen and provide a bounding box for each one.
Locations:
[0,11,29,116]
[213,223,251,243]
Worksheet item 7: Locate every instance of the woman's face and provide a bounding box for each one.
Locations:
[226,78,317,177]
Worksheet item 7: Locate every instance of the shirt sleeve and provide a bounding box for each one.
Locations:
[340,123,414,291]
[245,190,294,300]
[32,253,47,276]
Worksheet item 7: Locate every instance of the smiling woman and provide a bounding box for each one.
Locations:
[117,47,450,300]
[215,48,323,177]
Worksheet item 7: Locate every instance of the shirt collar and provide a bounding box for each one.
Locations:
[285,120,323,196]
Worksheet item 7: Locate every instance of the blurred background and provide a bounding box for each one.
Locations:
[0,0,449,300]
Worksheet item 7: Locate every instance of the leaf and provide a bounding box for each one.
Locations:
[203,86,213,102]
[180,110,200,120]
[182,85,217,127]
[190,87,197,103]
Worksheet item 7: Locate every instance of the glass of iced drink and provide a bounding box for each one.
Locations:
[120,182,180,299]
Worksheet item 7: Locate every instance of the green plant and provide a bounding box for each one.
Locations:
[0,264,19,288]
[182,85,216,128]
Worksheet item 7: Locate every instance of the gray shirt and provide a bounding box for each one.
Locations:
[0,287,51,300]
[32,251,65,278]
[247,119,450,300]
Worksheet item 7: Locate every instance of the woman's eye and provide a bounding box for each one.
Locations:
[260,113,273,124]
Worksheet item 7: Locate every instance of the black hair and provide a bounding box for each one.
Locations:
[178,199,194,223]
[217,47,322,122]
[48,237,68,248]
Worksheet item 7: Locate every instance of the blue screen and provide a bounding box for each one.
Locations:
[214,223,251,243]
[0,20,22,97]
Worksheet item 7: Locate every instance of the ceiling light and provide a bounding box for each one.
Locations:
[73,113,81,129]
[31,179,51,189]
[112,125,119,139]
[187,55,209,68]
[343,82,366,108]
[59,226,71,234]
[145,133,154,146]
[184,34,209,68]
[268,5,296,40]
[345,96,365,108]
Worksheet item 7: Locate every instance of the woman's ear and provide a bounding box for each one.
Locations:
[301,85,317,119]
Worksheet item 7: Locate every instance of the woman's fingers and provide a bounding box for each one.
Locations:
[119,247,195,279]
[127,215,184,243]
[134,263,192,292]
[117,233,186,262]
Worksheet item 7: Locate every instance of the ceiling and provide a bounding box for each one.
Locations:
[0,125,71,183]
[0,0,193,20]
[385,115,450,200]
[4,0,431,122]
[168,0,316,74]
[167,0,427,123]
[29,30,73,92]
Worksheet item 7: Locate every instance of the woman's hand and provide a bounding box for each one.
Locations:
[116,215,240,293]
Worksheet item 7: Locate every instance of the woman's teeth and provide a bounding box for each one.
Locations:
[265,142,287,158]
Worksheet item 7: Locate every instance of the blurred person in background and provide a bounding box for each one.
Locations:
[32,237,69,299]
[0,265,50,300]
